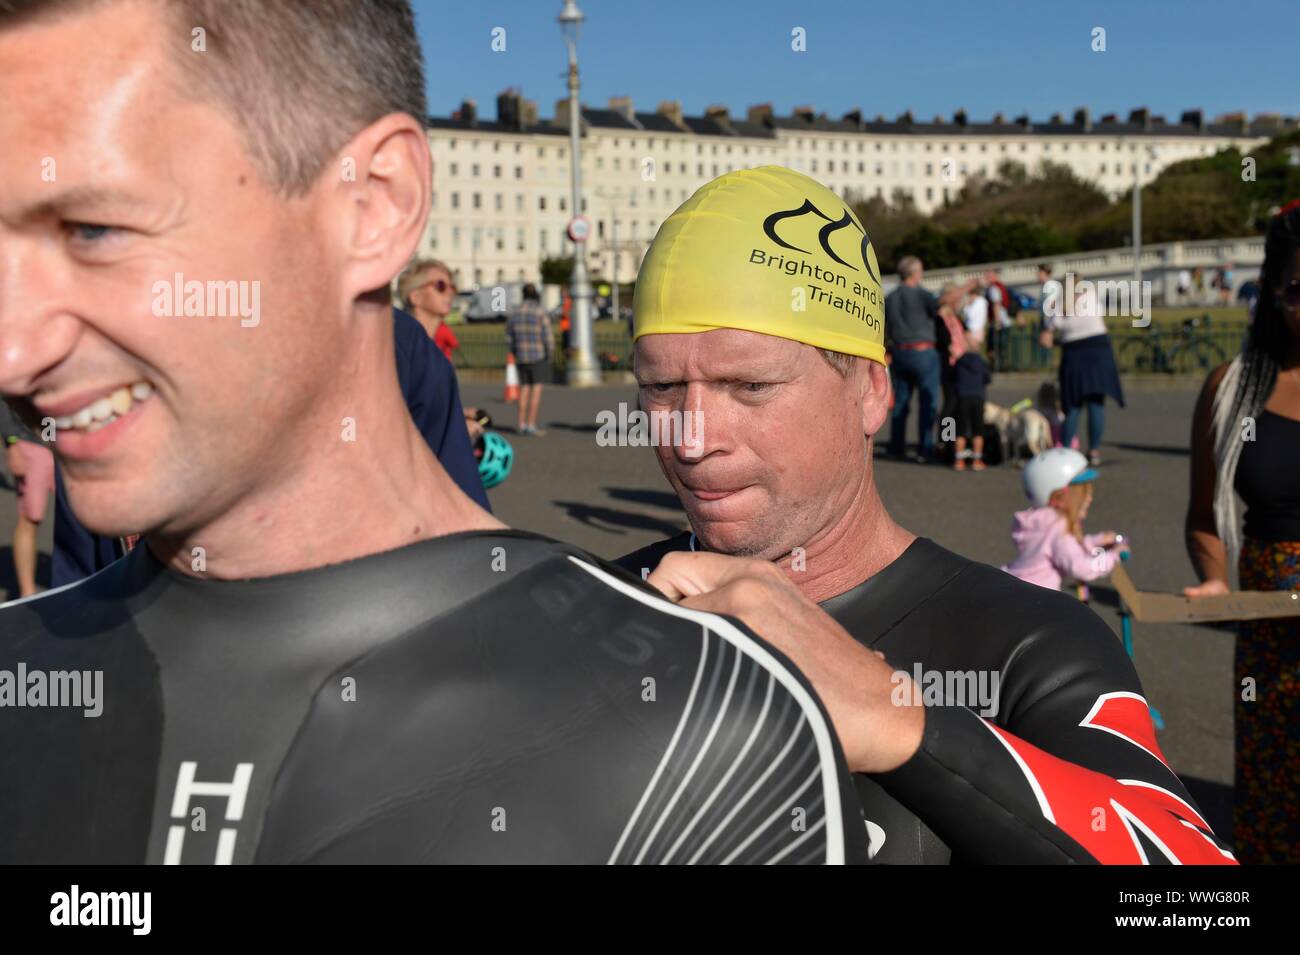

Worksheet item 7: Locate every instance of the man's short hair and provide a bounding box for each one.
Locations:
[0,0,427,196]
[897,256,922,281]
[1038,263,1052,275]
[818,348,856,377]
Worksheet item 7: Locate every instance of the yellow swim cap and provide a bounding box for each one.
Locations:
[633,165,885,363]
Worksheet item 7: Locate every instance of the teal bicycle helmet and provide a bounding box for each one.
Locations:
[477,431,514,489]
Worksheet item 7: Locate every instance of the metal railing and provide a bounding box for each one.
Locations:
[449,321,635,374]
[987,316,1246,374]
[447,315,1247,376]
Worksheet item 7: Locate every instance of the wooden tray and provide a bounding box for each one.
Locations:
[1110,564,1300,623]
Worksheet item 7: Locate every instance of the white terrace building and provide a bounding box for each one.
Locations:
[421,91,1287,289]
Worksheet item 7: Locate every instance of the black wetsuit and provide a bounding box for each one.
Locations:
[618,534,1237,865]
[0,531,869,864]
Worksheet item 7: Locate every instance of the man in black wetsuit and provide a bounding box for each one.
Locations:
[619,165,1237,864]
[0,0,869,864]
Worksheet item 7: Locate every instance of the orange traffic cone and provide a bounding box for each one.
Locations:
[503,354,520,403]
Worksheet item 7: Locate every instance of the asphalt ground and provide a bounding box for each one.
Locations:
[0,373,1237,837]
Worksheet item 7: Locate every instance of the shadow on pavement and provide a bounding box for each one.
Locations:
[553,501,684,538]
[547,422,600,434]
[603,487,684,512]
[1109,442,1191,457]
[1089,586,1121,611]
[1181,776,1234,847]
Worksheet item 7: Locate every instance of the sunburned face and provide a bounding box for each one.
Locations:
[634,327,882,560]
[0,0,347,538]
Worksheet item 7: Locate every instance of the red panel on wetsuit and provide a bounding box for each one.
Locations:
[987,721,1235,864]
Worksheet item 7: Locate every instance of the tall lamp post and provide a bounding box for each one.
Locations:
[597,187,626,324]
[1131,144,1157,292]
[558,0,599,386]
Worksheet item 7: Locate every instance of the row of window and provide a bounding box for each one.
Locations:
[434,188,711,213]
[439,134,1224,166]
[433,153,1166,219]
[451,254,640,288]
[440,153,1181,187]
[428,220,660,254]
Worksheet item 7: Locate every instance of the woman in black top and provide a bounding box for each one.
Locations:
[1186,200,1300,863]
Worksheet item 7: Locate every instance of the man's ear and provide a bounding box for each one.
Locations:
[326,112,432,302]
[861,359,891,437]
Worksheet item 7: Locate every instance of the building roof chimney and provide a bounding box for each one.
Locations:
[705,104,734,132]
[656,99,687,130]
[496,88,534,131]
[554,98,586,129]
[1073,107,1092,132]
[1213,111,1250,134]
[608,95,635,123]
[747,102,775,125]
[842,107,863,127]
[1128,107,1152,131]
[1180,108,1205,132]
[792,104,816,124]
[952,108,967,126]
[454,98,478,127]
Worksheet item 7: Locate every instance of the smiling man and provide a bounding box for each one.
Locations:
[619,165,1236,864]
[0,0,870,864]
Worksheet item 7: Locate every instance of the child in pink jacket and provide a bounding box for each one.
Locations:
[1001,448,1130,592]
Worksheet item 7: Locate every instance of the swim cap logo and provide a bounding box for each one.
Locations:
[761,199,880,286]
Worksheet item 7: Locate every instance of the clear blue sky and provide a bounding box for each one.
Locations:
[414,0,1295,123]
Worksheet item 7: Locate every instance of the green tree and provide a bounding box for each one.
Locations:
[540,256,573,286]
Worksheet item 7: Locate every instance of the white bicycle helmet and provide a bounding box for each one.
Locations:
[1022,448,1099,507]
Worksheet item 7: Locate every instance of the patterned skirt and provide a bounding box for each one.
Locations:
[1234,537,1300,863]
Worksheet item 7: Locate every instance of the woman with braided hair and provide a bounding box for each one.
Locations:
[1186,200,1300,863]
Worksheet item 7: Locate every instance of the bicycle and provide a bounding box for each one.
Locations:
[1117,314,1227,374]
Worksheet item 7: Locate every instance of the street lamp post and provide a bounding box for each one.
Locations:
[611,208,619,323]
[1131,145,1157,292]
[558,0,599,386]
[597,188,626,325]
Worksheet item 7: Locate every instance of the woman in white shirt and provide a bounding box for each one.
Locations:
[1040,276,1125,467]
[962,287,989,348]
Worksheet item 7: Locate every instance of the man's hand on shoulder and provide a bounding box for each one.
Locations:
[647,551,924,774]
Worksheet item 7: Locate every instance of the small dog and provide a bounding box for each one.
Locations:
[984,402,1053,464]
[984,402,1012,443]
[1007,408,1053,462]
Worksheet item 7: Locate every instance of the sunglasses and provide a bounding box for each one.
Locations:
[426,278,455,294]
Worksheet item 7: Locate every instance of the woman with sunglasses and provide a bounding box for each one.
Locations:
[400,258,461,362]
[1186,200,1300,863]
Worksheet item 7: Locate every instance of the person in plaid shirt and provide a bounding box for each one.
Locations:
[506,284,554,435]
